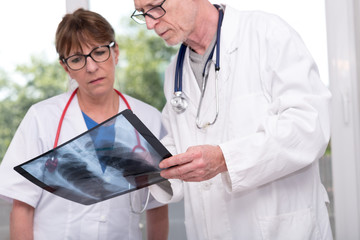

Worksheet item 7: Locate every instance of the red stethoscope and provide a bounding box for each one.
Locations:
[45,88,146,171]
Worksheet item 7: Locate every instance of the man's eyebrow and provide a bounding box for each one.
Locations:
[134,5,144,12]
[135,0,162,12]
[134,2,149,12]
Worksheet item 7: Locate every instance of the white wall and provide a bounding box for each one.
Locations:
[325,0,360,239]
[66,0,89,12]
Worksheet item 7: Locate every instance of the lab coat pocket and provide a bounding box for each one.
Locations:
[258,207,320,240]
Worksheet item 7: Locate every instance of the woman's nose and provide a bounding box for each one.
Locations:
[85,56,99,72]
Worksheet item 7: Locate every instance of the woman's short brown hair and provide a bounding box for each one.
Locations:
[55,8,115,60]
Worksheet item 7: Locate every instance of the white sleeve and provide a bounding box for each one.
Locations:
[148,99,185,204]
[0,107,46,207]
[160,101,178,156]
[149,179,183,204]
[220,16,331,193]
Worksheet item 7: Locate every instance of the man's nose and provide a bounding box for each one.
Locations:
[145,16,158,30]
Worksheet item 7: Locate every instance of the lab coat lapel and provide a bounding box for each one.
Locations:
[181,48,202,110]
[216,4,236,96]
[195,5,238,118]
[196,59,218,120]
[179,22,235,120]
[219,3,238,91]
[192,44,233,120]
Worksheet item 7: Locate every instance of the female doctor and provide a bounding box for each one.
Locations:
[132,0,333,239]
[0,9,168,240]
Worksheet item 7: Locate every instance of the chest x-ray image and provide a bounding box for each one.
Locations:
[14,109,171,205]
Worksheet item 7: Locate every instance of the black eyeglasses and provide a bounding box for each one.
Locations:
[131,0,167,24]
[62,42,115,71]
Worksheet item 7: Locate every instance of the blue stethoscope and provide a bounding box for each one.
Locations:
[170,5,224,129]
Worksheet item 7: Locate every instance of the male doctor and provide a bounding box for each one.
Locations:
[131,0,333,239]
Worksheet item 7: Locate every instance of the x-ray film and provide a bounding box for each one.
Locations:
[14,109,171,205]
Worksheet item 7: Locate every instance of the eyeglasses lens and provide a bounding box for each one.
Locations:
[66,46,111,71]
[131,1,166,24]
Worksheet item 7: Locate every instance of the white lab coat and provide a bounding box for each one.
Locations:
[0,91,166,240]
[151,5,333,240]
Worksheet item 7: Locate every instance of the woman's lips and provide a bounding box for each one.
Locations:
[89,77,104,84]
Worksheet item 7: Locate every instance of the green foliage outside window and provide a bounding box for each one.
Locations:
[0,21,177,162]
[115,21,178,110]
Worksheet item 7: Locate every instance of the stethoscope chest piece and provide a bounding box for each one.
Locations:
[171,91,188,113]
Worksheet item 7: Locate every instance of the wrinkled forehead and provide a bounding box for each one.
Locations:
[134,0,162,11]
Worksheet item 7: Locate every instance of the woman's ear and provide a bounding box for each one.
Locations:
[114,42,120,64]
[59,60,71,75]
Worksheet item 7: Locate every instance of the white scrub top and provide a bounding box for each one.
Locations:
[152,5,333,240]
[0,90,166,240]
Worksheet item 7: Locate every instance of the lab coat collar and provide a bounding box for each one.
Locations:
[181,48,202,109]
[220,4,240,55]
[57,91,88,146]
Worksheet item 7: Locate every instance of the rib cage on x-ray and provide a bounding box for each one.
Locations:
[14,109,171,205]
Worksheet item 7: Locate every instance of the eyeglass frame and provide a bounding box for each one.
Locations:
[61,41,115,71]
[131,0,167,24]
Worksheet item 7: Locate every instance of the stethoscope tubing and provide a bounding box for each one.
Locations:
[215,5,223,71]
[54,88,131,148]
[174,44,187,93]
[172,5,224,129]
[54,88,78,148]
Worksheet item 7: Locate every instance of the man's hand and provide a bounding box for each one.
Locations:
[159,145,227,182]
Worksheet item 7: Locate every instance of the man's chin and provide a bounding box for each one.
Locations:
[156,30,183,46]
[162,37,182,47]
